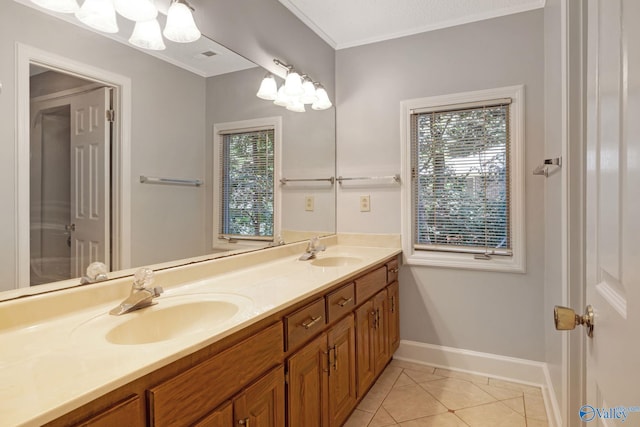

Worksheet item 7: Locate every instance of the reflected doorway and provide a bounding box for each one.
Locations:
[29,66,113,285]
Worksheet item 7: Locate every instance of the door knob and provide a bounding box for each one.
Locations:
[554,305,594,338]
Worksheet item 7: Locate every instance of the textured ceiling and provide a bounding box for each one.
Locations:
[278,0,545,49]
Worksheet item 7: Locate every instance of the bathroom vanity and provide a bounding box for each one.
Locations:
[0,237,400,427]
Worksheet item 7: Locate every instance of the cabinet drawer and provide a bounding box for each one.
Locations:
[148,322,283,427]
[387,259,399,284]
[77,395,142,427]
[355,267,387,304]
[326,282,355,323]
[285,298,326,351]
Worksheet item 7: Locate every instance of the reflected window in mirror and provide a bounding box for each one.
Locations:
[213,117,282,246]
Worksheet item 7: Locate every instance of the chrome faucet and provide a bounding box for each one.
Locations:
[299,237,326,261]
[80,262,108,285]
[109,268,163,316]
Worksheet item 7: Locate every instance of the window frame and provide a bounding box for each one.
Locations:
[400,85,526,273]
[213,117,282,248]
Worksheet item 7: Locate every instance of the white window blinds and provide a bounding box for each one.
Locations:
[411,100,512,256]
[220,128,275,240]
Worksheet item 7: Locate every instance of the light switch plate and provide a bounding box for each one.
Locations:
[360,195,370,212]
[305,195,314,211]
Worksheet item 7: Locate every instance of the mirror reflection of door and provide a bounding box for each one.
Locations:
[29,66,112,286]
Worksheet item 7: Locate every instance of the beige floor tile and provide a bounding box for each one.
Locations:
[389,359,436,374]
[398,413,468,427]
[357,383,389,413]
[524,393,548,421]
[381,384,448,422]
[456,401,526,427]
[501,397,525,416]
[403,368,444,384]
[375,366,403,389]
[344,409,374,426]
[393,372,418,388]
[475,383,523,401]
[434,368,489,385]
[369,407,398,427]
[488,378,543,396]
[526,418,549,427]
[419,378,497,410]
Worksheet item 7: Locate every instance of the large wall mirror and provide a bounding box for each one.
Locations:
[0,1,336,299]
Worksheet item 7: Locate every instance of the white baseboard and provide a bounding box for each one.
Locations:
[395,340,562,427]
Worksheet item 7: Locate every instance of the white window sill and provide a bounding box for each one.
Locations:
[404,250,525,273]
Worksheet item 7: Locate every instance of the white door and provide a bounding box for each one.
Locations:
[583,0,640,424]
[69,87,111,278]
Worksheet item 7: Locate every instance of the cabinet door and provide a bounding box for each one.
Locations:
[387,281,400,354]
[195,401,233,427]
[234,366,285,427]
[76,395,143,427]
[355,300,376,397]
[327,314,357,427]
[373,290,390,375]
[287,334,328,427]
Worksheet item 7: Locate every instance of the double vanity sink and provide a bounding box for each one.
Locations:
[0,236,400,426]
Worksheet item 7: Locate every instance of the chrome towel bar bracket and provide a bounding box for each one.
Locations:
[533,157,562,177]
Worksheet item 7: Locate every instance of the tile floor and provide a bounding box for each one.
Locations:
[344,359,549,427]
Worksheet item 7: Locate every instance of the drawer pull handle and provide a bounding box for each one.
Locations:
[301,315,322,329]
[389,267,399,273]
[337,297,353,307]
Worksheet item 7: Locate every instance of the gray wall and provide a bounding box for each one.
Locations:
[0,2,207,290]
[335,10,546,360]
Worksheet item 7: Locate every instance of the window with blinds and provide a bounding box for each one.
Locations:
[411,100,512,256]
[220,128,275,240]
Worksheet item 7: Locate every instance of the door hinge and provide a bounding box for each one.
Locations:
[106,109,115,123]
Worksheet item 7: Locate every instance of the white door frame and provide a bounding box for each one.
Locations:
[16,43,132,287]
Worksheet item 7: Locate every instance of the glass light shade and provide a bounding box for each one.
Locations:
[274,86,291,107]
[75,0,119,33]
[115,0,157,21]
[284,70,304,97]
[256,74,278,101]
[312,86,332,110]
[30,0,79,13]
[163,2,201,43]
[129,19,166,51]
[300,78,318,104]
[286,99,306,113]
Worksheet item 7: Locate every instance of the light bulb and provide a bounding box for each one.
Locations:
[163,1,201,43]
[274,86,290,107]
[75,0,119,33]
[286,98,306,113]
[312,85,332,110]
[256,74,278,101]
[115,0,157,21]
[300,77,318,104]
[284,70,304,97]
[30,0,79,13]
[129,19,166,51]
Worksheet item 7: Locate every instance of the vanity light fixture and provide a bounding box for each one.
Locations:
[114,0,157,22]
[256,73,278,101]
[75,0,119,34]
[163,0,201,43]
[258,59,332,112]
[30,0,79,13]
[129,18,166,51]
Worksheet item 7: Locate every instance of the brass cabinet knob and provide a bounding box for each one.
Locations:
[554,305,594,338]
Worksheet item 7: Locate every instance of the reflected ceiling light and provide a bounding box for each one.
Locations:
[114,0,157,21]
[30,0,79,13]
[75,0,119,33]
[259,59,332,113]
[129,19,166,50]
[300,76,318,104]
[256,74,278,101]
[163,0,201,43]
[312,84,332,110]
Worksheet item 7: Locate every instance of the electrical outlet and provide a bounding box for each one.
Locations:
[360,195,371,212]
[305,195,314,211]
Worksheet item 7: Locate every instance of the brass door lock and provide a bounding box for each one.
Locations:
[554,305,594,338]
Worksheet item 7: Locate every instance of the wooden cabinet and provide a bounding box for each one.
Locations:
[234,366,285,427]
[355,300,376,397]
[372,289,390,376]
[76,395,143,427]
[387,281,400,354]
[287,315,357,427]
[194,401,233,427]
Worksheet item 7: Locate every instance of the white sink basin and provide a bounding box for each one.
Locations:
[311,256,363,267]
[72,293,251,345]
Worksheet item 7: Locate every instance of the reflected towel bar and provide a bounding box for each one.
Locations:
[140,176,203,187]
[280,177,335,185]
[337,174,401,184]
[533,158,562,178]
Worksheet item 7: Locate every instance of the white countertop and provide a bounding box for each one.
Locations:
[0,236,400,426]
